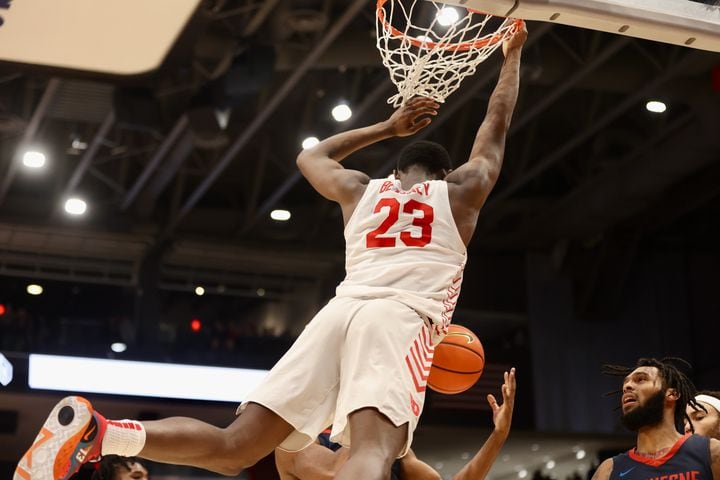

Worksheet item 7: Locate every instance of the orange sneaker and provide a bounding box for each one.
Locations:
[14,396,106,480]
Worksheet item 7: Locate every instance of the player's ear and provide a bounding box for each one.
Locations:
[666,388,679,400]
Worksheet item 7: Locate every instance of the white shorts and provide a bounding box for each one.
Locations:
[238,296,435,456]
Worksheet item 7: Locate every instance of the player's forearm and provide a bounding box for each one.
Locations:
[486,48,521,133]
[304,121,395,164]
[453,428,509,480]
[468,48,521,164]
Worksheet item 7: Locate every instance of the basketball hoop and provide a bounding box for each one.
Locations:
[376,0,523,107]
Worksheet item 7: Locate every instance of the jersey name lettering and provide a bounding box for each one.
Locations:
[379,180,431,196]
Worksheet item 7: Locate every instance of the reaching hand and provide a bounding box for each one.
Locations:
[386,96,439,137]
[502,21,528,57]
[487,367,516,436]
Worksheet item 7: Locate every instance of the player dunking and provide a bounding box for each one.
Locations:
[15,24,528,480]
[594,358,720,480]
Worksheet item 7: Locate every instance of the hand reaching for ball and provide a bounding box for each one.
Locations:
[488,367,516,436]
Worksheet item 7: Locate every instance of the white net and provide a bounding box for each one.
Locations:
[376,0,521,107]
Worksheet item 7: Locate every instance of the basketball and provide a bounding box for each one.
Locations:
[427,324,485,394]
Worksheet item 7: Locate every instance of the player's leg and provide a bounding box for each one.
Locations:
[335,408,407,480]
[138,402,294,475]
[330,298,434,480]
[14,396,293,480]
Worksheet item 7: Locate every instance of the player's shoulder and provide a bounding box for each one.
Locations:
[709,437,720,457]
[592,458,615,480]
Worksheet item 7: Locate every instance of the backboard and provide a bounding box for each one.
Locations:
[430,0,720,52]
[0,0,202,76]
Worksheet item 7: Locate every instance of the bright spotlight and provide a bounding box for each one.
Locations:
[302,136,320,149]
[110,342,127,353]
[195,286,205,296]
[22,151,46,169]
[27,284,44,296]
[519,470,528,479]
[546,461,556,470]
[64,197,87,216]
[646,100,667,113]
[576,450,586,460]
[436,7,460,27]
[270,209,291,221]
[331,103,352,122]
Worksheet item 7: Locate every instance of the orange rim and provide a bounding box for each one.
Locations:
[376,0,524,52]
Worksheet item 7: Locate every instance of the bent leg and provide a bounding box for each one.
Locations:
[335,408,407,480]
[139,402,294,476]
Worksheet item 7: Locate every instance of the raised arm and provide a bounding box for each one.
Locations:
[296,97,439,213]
[452,368,517,480]
[445,23,527,211]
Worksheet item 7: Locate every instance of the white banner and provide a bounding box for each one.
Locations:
[29,354,269,403]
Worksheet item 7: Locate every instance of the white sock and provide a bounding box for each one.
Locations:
[101,419,147,457]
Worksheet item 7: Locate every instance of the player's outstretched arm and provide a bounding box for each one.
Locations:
[452,368,517,480]
[275,443,350,480]
[296,97,439,204]
[444,23,527,210]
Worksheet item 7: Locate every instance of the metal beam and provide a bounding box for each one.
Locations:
[0,78,61,206]
[61,110,115,198]
[121,115,189,211]
[165,0,369,234]
[242,0,281,37]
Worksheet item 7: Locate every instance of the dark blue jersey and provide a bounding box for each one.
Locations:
[318,431,402,480]
[610,434,712,480]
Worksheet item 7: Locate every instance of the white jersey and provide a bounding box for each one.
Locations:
[336,178,467,338]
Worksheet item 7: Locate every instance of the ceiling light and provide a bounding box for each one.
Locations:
[22,151,46,169]
[646,100,666,113]
[546,460,556,470]
[71,139,88,150]
[27,284,43,296]
[519,470,528,479]
[111,342,127,353]
[195,286,205,296]
[302,136,320,149]
[256,288,266,297]
[270,209,291,221]
[64,197,87,216]
[436,7,460,26]
[331,103,352,122]
[576,449,586,460]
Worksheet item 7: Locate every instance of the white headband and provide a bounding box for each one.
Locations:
[695,394,720,414]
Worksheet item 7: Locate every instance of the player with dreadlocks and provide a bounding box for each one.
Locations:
[592,358,720,480]
[687,391,720,441]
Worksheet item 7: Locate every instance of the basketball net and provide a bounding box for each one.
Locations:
[376,0,523,107]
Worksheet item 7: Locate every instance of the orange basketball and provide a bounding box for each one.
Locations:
[427,324,485,394]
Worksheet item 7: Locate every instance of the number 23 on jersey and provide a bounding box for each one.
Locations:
[366,198,434,248]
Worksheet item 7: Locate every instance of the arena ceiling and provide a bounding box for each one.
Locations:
[0,0,719,316]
